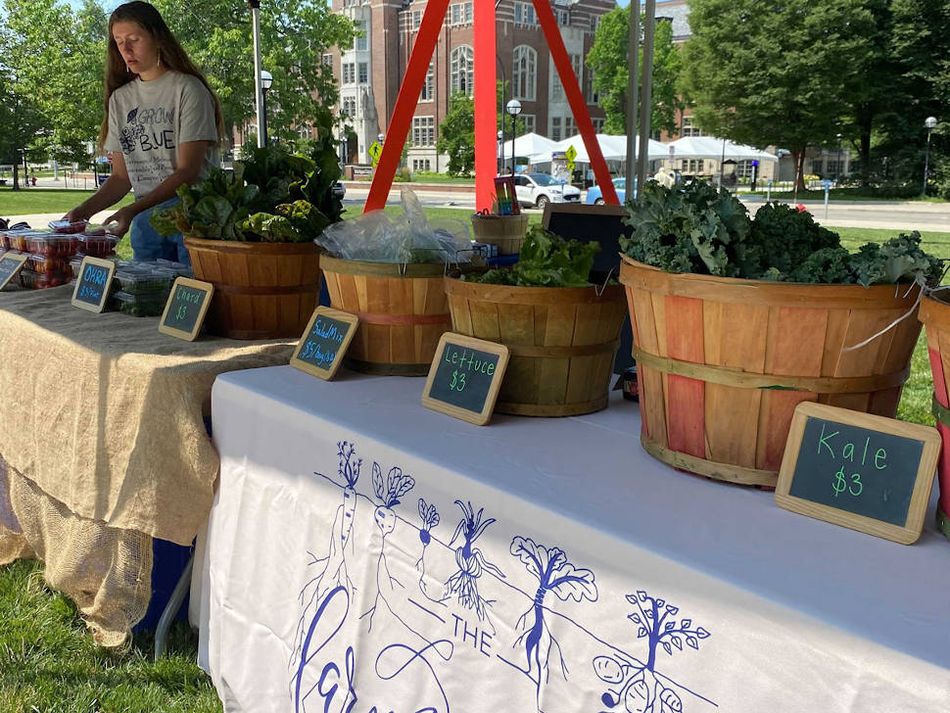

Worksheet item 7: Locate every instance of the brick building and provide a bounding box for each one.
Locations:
[329,0,616,170]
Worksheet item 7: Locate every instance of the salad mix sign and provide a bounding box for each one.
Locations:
[291,307,359,380]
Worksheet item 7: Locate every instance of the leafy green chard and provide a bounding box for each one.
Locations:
[151,134,343,243]
[475,226,600,288]
[622,180,943,286]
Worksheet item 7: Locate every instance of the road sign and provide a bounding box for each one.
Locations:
[564,145,577,162]
[368,141,383,167]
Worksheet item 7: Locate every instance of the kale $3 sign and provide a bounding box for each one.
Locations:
[776,402,941,544]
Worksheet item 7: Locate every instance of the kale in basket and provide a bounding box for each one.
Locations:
[474,226,600,288]
[622,179,943,286]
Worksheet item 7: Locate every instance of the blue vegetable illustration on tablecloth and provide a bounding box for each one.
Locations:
[594,590,711,712]
[508,536,598,711]
[290,441,363,671]
[443,500,505,631]
[360,462,416,630]
[416,498,444,604]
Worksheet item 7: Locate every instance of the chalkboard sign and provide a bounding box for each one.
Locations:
[422,333,510,426]
[159,277,214,341]
[0,252,28,290]
[290,306,359,380]
[776,402,940,544]
[71,257,116,313]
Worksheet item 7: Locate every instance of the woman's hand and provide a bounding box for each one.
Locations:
[102,205,139,237]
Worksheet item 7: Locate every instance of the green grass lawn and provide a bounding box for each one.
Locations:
[0,188,134,217]
[0,560,221,712]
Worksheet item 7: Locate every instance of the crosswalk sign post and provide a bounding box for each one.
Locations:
[565,144,577,175]
[369,141,383,167]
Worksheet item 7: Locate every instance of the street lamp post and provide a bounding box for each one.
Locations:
[923,116,938,196]
[835,132,843,181]
[260,70,273,145]
[505,98,521,174]
[498,130,505,175]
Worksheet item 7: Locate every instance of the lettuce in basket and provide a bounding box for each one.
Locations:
[475,226,600,287]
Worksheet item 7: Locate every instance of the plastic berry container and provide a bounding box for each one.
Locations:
[26,234,78,257]
[114,267,174,296]
[27,254,71,275]
[19,269,69,290]
[48,219,88,234]
[78,235,118,258]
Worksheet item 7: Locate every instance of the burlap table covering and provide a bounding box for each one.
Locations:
[0,285,295,545]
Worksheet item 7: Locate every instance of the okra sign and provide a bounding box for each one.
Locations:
[71,256,116,313]
[422,332,510,426]
[159,278,215,341]
[776,402,940,544]
[290,306,359,380]
[0,252,28,290]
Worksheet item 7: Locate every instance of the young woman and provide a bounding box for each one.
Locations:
[65,1,222,264]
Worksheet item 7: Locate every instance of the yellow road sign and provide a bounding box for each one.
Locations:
[564,145,578,162]
[368,141,383,166]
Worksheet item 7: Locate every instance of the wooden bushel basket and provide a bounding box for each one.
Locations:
[444,277,627,416]
[620,256,922,488]
[918,295,950,540]
[321,255,454,375]
[471,213,529,255]
[184,237,320,340]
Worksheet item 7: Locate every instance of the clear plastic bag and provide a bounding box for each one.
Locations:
[314,188,472,264]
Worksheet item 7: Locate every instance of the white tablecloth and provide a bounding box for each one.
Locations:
[194,366,950,712]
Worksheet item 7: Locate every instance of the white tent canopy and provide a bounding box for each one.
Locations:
[497,132,557,159]
[668,136,778,162]
[528,134,668,163]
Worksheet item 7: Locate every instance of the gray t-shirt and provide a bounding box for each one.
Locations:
[104,70,219,197]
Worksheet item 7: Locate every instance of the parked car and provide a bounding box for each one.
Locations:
[585,177,630,205]
[332,181,346,200]
[512,172,581,209]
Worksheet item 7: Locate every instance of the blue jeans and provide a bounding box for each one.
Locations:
[130,198,190,265]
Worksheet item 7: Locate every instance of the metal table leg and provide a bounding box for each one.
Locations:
[153,552,194,661]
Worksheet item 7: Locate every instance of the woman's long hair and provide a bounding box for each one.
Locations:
[98,1,224,153]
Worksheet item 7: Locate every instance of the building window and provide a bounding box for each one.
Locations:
[342,63,356,85]
[586,68,599,104]
[551,53,582,102]
[322,54,333,68]
[358,62,368,84]
[448,2,473,26]
[592,117,605,132]
[564,117,577,138]
[412,158,432,172]
[342,96,357,117]
[411,10,421,29]
[520,114,536,134]
[551,116,562,142]
[412,116,435,146]
[736,160,755,179]
[557,9,570,26]
[419,62,435,102]
[354,20,368,51]
[590,15,600,34]
[514,2,537,26]
[297,124,313,140]
[451,45,474,96]
[512,45,537,101]
[681,159,705,173]
[681,116,704,137]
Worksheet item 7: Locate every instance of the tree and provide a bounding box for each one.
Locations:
[586,7,682,136]
[0,0,107,164]
[681,0,877,191]
[437,93,475,176]
[0,73,44,191]
[152,0,355,144]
